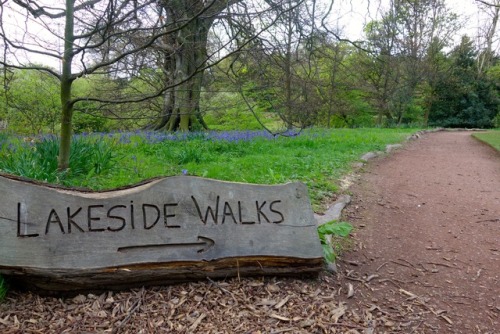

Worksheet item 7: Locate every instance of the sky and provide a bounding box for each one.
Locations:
[1,0,497,70]
[330,0,493,41]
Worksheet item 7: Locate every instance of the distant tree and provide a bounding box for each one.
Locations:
[475,0,500,74]
[421,37,449,126]
[360,0,459,126]
[360,15,401,125]
[429,36,499,128]
[221,0,328,130]
[2,69,60,134]
[312,39,371,128]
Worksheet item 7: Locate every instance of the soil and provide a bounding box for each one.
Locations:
[0,130,498,333]
[340,130,499,334]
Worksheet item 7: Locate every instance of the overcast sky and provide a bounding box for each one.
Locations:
[330,0,493,41]
[3,0,497,69]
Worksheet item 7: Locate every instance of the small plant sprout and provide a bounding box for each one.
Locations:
[317,220,353,263]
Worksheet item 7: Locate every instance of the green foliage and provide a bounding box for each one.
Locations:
[472,131,500,151]
[71,77,117,133]
[2,69,60,134]
[202,92,280,130]
[0,135,118,185]
[0,275,7,301]
[240,81,277,114]
[318,220,353,238]
[359,2,461,127]
[429,36,499,128]
[1,128,416,210]
[317,220,353,263]
[72,112,112,134]
[0,70,126,135]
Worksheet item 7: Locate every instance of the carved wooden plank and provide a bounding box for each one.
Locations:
[0,174,324,292]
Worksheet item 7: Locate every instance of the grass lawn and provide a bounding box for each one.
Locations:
[0,128,418,212]
[472,131,500,151]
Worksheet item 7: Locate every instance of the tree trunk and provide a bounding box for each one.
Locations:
[154,5,211,132]
[478,3,499,74]
[57,0,75,171]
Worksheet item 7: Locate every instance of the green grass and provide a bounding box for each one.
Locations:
[69,129,414,211]
[0,275,7,301]
[0,128,418,212]
[472,131,500,151]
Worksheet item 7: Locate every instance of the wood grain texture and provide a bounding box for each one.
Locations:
[0,174,323,291]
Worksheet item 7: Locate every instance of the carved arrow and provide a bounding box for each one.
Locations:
[117,236,215,254]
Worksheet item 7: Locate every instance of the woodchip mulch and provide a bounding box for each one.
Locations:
[0,269,434,334]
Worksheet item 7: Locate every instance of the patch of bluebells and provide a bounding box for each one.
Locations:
[207,130,273,142]
[18,129,304,147]
[7,143,17,153]
[110,129,303,144]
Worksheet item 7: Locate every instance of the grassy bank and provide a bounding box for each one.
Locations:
[1,128,417,211]
[472,131,500,151]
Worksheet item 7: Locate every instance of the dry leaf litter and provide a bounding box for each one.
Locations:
[0,269,445,333]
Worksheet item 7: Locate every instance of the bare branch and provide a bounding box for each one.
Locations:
[12,0,103,18]
[475,0,500,7]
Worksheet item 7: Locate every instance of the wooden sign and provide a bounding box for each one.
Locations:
[0,174,323,292]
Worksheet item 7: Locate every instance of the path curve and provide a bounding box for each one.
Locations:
[341,131,499,333]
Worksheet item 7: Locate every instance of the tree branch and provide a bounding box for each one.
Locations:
[71,0,221,79]
[13,0,103,18]
[475,0,500,8]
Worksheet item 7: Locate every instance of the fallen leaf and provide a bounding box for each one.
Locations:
[300,319,314,328]
[267,284,281,293]
[72,295,86,303]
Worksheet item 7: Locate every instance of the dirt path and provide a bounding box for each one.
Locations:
[341,131,499,333]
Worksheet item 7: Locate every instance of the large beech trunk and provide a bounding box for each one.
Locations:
[154,2,212,131]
